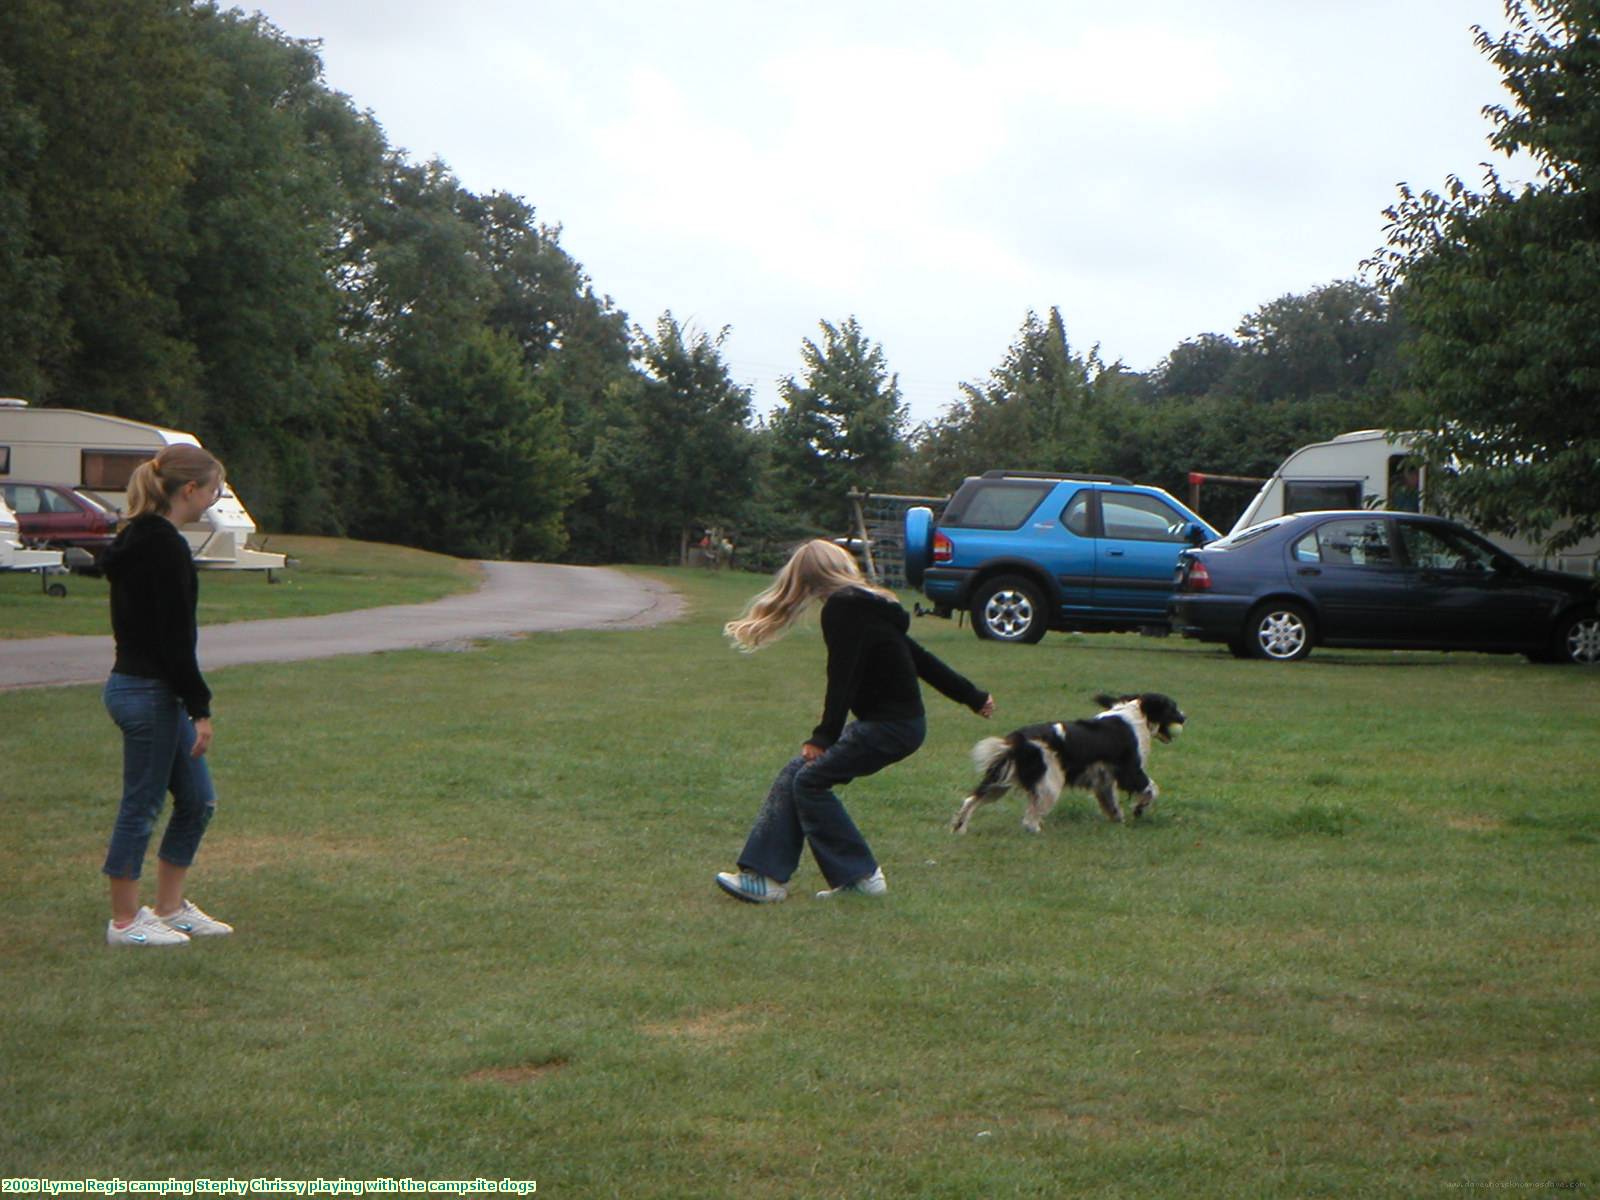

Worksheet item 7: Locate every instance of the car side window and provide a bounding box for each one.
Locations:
[7,485,44,515]
[1399,522,1492,572]
[1062,491,1092,536]
[1100,492,1186,542]
[947,482,1052,529]
[1315,519,1393,567]
[43,488,79,514]
[1292,532,1321,562]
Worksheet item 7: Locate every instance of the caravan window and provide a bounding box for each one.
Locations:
[82,450,155,490]
[0,445,9,474]
[1388,455,1421,512]
[1284,480,1362,513]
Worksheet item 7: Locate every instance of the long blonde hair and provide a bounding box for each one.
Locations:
[124,444,225,522]
[725,539,896,651]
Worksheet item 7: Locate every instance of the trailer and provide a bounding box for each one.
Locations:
[1228,429,1599,575]
[0,399,285,572]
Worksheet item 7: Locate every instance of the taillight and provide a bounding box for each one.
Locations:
[1184,560,1212,591]
[933,532,954,564]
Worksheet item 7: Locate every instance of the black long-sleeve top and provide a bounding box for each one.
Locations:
[101,514,212,718]
[809,587,987,748]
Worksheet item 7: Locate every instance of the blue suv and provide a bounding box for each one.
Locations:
[903,470,1218,643]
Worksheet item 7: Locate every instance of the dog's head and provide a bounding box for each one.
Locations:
[1094,692,1186,743]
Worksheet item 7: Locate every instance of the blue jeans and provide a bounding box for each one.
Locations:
[102,673,215,880]
[737,716,926,889]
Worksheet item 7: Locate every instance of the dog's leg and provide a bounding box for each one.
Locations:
[1087,764,1123,823]
[951,792,981,834]
[1021,757,1066,834]
[1021,785,1045,834]
[1133,779,1159,819]
[951,784,1008,834]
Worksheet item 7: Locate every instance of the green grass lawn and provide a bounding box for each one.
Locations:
[2,566,1597,1197]
[1,535,481,638]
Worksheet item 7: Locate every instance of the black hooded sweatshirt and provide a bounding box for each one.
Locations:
[100,514,211,719]
[809,587,987,748]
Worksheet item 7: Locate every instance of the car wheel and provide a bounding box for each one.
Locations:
[972,576,1048,644]
[1244,601,1313,661]
[1552,610,1600,665]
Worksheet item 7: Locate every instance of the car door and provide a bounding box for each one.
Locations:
[1392,519,1551,649]
[1092,490,1196,618]
[1028,488,1097,615]
[1287,516,1418,642]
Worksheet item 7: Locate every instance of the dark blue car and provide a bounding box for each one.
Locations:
[1168,510,1600,664]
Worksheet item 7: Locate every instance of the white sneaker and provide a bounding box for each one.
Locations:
[715,870,788,904]
[107,906,190,947]
[816,867,888,899]
[157,899,233,938]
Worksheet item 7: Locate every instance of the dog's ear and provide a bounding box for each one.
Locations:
[1093,693,1117,709]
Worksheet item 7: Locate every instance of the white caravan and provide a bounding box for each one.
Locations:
[0,399,286,572]
[1230,429,1599,574]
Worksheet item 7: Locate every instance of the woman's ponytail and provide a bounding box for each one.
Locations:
[120,444,224,524]
[123,460,166,521]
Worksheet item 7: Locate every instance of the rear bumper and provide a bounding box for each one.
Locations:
[1167,594,1255,641]
[922,566,976,607]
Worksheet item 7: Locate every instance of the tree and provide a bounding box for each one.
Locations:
[0,0,206,421]
[905,308,1100,494]
[1149,333,1240,399]
[1222,281,1401,404]
[376,328,580,559]
[584,315,757,564]
[768,317,906,532]
[1369,0,1600,549]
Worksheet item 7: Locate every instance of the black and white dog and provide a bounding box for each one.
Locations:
[950,693,1186,834]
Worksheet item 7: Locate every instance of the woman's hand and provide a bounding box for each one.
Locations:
[978,695,996,719]
[191,717,213,759]
[801,742,825,762]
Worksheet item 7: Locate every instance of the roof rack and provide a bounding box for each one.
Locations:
[979,469,1132,485]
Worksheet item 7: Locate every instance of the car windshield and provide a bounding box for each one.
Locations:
[73,488,116,515]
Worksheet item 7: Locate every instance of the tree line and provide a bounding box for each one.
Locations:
[2,1,1592,563]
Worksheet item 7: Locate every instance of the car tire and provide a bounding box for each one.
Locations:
[1550,609,1600,665]
[903,506,935,589]
[972,576,1048,644]
[1243,601,1314,662]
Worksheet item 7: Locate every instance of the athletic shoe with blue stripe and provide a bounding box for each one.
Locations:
[107,906,190,947]
[715,870,788,904]
[816,866,888,899]
[157,899,233,937]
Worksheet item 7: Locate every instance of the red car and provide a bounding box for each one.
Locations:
[0,481,119,550]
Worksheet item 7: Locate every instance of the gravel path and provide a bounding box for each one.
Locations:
[0,562,683,691]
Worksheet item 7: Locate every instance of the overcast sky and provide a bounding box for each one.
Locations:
[245,0,1527,423]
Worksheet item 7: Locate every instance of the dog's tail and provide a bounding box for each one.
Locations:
[971,735,1015,789]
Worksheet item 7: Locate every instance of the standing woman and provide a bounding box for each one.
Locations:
[100,444,233,946]
[716,540,995,903]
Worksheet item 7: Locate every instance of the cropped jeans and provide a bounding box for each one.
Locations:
[102,673,215,880]
[737,716,926,889]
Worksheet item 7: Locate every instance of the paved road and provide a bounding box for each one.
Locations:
[0,562,683,692]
